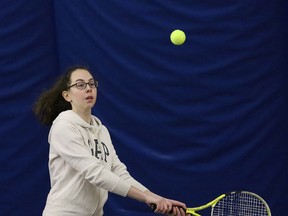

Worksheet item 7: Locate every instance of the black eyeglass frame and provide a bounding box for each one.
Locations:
[68,80,98,90]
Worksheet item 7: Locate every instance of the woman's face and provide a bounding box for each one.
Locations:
[62,69,97,114]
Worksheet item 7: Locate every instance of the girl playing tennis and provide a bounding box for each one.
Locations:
[33,66,188,216]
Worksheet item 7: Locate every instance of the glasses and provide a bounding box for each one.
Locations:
[68,80,98,90]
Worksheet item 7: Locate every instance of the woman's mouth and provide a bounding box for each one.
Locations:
[86,96,93,100]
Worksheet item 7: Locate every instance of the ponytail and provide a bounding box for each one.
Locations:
[33,74,71,126]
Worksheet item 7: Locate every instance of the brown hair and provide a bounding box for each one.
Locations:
[33,66,89,126]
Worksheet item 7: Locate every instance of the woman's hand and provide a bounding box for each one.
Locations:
[126,187,188,216]
[164,198,188,216]
[145,191,187,216]
[147,195,173,214]
[166,205,189,216]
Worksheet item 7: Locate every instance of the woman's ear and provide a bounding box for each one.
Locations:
[62,91,71,102]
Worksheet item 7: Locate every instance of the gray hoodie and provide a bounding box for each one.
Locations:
[43,110,147,216]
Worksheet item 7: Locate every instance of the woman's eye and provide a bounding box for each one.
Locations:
[76,82,85,88]
[89,82,95,87]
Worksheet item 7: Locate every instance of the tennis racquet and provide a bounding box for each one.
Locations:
[151,191,271,216]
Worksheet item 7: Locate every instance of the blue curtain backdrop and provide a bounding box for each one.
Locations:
[1,0,287,215]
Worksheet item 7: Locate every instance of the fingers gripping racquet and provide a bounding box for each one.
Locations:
[150,191,271,216]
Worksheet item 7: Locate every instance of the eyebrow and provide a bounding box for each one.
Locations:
[74,78,94,82]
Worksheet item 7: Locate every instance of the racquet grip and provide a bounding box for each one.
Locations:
[150,203,176,214]
[150,203,157,211]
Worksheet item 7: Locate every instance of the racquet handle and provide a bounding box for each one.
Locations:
[150,203,185,214]
[150,203,157,211]
[150,203,173,214]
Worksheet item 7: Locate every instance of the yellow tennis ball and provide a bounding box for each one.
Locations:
[170,29,186,45]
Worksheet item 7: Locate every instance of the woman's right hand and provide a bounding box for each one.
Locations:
[145,191,187,216]
[126,186,187,216]
[148,195,174,214]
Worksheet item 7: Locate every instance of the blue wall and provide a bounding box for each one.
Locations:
[1,0,287,215]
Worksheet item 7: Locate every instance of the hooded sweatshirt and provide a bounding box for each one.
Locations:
[43,110,147,216]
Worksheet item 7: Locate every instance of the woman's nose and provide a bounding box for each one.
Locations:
[86,86,92,92]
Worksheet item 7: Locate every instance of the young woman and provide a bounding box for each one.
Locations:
[33,66,187,216]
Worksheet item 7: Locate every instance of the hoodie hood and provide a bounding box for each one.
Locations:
[53,110,102,129]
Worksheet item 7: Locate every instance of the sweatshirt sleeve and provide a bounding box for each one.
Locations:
[102,126,148,192]
[49,121,131,197]
[102,125,148,192]
[111,152,148,192]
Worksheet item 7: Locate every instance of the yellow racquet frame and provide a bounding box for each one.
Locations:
[151,191,271,216]
[186,194,226,216]
[185,191,271,216]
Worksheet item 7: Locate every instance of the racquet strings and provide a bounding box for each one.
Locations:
[212,192,270,216]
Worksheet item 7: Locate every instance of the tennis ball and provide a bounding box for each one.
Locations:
[170,29,186,45]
